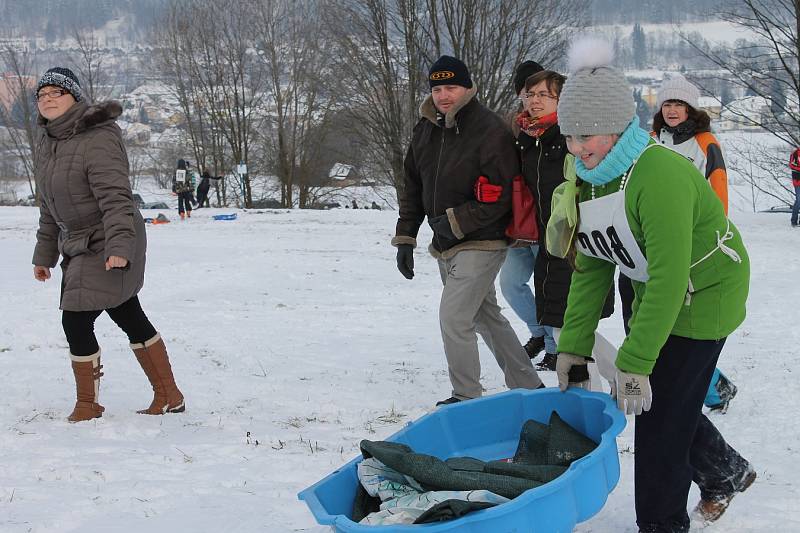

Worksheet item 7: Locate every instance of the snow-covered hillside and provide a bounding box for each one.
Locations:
[0,205,798,532]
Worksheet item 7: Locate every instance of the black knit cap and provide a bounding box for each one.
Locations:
[36,67,83,102]
[429,55,473,89]
[513,60,544,95]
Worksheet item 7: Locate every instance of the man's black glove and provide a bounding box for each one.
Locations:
[429,214,456,240]
[396,244,414,279]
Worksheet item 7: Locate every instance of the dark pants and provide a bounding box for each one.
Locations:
[618,273,634,335]
[61,296,157,356]
[178,192,194,214]
[792,182,800,226]
[196,187,210,208]
[635,335,749,532]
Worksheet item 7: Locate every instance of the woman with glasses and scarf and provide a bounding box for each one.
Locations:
[31,67,185,422]
[551,39,754,533]
[500,64,615,376]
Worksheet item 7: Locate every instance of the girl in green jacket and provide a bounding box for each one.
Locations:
[550,38,755,533]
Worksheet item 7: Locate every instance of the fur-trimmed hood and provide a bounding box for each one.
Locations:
[40,100,123,140]
[419,86,478,129]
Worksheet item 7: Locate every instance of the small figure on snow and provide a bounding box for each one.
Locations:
[195,170,222,208]
[173,159,195,219]
[790,146,800,227]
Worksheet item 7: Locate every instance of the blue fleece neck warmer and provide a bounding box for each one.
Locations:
[576,117,651,185]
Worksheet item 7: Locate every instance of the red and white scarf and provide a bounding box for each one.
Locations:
[516,111,558,139]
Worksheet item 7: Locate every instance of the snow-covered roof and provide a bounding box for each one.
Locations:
[329,163,353,180]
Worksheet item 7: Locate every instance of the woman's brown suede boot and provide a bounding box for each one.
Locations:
[131,333,185,415]
[67,351,105,422]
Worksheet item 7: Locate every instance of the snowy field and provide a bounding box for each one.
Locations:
[1,204,799,533]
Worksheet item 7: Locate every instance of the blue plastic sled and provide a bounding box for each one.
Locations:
[298,388,626,532]
[212,213,237,221]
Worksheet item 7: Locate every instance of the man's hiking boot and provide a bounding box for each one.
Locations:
[435,396,462,407]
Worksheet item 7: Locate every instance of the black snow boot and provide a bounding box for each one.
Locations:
[535,352,558,371]
[523,336,545,359]
[435,396,462,407]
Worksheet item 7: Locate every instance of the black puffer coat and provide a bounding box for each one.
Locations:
[515,123,614,327]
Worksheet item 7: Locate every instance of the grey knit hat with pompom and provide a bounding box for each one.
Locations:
[557,37,634,136]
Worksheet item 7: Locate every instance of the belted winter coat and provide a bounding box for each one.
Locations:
[392,88,519,257]
[32,100,146,312]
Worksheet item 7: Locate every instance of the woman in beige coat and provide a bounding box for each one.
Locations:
[32,67,184,422]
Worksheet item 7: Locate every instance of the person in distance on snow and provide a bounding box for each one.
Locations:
[173,158,195,219]
[550,39,755,532]
[32,67,185,423]
[790,146,800,226]
[195,169,222,208]
[646,74,738,412]
[392,55,543,407]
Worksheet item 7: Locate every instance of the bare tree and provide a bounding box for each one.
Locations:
[326,0,430,194]
[253,0,340,208]
[71,29,115,102]
[154,0,263,207]
[424,0,585,111]
[327,0,585,197]
[680,0,799,205]
[0,45,40,197]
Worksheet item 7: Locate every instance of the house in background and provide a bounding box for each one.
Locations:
[329,163,361,187]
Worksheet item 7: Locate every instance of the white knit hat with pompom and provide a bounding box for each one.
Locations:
[557,36,635,136]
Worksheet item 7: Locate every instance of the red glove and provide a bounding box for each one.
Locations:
[474,176,503,203]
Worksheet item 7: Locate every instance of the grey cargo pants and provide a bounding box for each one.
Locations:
[437,249,543,399]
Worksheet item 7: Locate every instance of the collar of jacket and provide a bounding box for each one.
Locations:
[516,121,562,150]
[660,118,697,145]
[39,100,123,140]
[419,86,478,129]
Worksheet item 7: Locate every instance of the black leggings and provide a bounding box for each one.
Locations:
[62,296,157,356]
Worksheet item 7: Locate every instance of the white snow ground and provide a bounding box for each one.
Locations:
[0,204,798,533]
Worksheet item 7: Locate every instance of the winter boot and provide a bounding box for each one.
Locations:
[693,464,756,523]
[523,336,545,359]
[67,351,105,423]
[535,352,558,371]
[131,333,185,415]
[705,369,738,412]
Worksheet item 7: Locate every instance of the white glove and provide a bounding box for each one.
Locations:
[611,369,652,415]
[556,352,591,392]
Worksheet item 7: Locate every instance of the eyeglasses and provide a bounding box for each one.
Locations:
[521,91,558,101]
[36,88,68,101]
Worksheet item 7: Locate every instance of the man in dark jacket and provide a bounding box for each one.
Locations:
[392,55,543,406]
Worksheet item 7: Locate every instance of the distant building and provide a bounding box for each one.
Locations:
[328,163,361,187]
[697,96,722,120]
[717,96,770,131]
